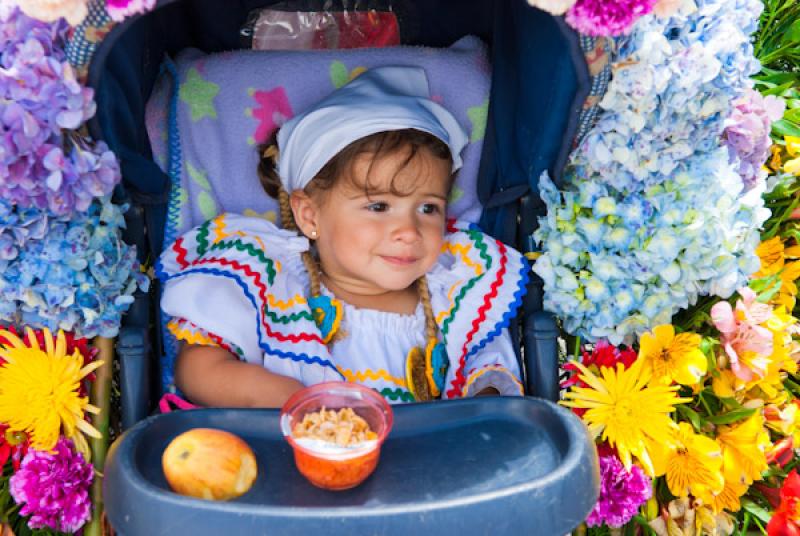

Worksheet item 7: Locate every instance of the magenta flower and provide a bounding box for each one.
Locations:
[586,452,652,527]
[106,0,157,22]
[565,0,657,37]
[9,437,94,533]
[722,88,785,191]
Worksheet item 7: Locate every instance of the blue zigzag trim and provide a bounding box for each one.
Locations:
[158,264,342,375]
[464,255,530,361]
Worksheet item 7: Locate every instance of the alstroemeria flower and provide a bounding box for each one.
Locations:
[711,288,774,381]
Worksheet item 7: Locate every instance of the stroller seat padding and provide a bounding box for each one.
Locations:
[146,35,491,244]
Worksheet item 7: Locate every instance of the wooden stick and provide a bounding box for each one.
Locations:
[83,337,114,536]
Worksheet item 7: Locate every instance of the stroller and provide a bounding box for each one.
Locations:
[89,0,601,534]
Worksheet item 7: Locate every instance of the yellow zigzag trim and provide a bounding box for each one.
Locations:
[337,367,406,388]
[436,280,464,324]
[442,242,483,276]
[211,214,229,244]
[268,293,307,310]
[167,320,221,347]
[463,365,524,396]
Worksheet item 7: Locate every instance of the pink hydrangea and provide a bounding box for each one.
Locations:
[9,437,93,533]
[565,0,657,37]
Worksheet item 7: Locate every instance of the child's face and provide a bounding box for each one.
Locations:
[293,147,451,295]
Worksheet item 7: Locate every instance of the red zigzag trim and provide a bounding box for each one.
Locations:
[446,240,508,398]
[174,251,326,345]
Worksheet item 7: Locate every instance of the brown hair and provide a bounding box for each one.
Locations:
[257,129,451,380]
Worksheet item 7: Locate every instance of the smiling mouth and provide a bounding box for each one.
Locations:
[380,255,419,266]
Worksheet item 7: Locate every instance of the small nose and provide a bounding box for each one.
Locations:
[392,212,421,244]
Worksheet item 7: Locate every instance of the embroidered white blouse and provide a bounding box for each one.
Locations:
[157,213,529,403]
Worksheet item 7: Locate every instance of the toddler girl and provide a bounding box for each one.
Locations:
[157,66,529,408]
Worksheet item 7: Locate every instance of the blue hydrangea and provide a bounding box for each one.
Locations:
[0,197,150,338]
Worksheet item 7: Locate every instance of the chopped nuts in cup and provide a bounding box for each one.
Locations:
[292,407,378,447]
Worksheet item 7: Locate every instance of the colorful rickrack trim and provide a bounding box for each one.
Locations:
[379,387,415,403]
[463,364,524,396]
[167,318,245,360]
[337,367,406,388]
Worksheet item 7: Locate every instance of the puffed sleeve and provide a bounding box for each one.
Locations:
[459,329,524,396]
[157,213,343,385]
[428,220,529,398]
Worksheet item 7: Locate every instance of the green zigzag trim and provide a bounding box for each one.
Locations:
[209,238,277,284]
[197,234,312,325]
[263,306,313,325]
[195,219,212,256]
[440,230,493,338]
[380,388,415,402]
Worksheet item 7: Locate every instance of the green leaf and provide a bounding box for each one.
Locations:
[742,500,772,524]
[786,19,800,44]
[705,407,756,425]
[677,404,704,430]
[772,118,800,137]
[762,80,795,96]
[785,107,800,124]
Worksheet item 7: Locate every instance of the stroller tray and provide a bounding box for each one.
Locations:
[104,396,598,535]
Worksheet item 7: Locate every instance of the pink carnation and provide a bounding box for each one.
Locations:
[105,0,156,22]
[9,437,93,533]
[565,0,657,37]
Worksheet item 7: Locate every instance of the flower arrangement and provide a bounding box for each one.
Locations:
[0,5,149,535]
[562,296,799,533]
[534,0,771,345]
[0,328,100,534]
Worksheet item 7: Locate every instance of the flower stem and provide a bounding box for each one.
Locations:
[84,337,114,536]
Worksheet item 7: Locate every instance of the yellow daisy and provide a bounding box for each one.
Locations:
[561,358,690,476]
[716,414,769,485]
[0,328,103,452]
[637,324,707,386]
[650,422,724,501]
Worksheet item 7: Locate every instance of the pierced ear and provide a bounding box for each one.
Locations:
[289,190,319,239]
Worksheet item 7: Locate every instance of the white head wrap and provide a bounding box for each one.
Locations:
[276,66,469,193]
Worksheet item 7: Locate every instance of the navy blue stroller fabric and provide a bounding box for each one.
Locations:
[87,0,589,424]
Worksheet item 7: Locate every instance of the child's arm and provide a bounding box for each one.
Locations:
[175,344,306,408]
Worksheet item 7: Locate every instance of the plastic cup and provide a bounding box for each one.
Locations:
[280,382,393,491]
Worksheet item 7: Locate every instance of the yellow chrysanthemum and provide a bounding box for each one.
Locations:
[716,414,769,485]
[650,422,724,501]
[638,325,707,386]
[0,328,103,452]
[561,358,690,476]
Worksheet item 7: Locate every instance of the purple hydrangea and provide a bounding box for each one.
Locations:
[722,88,785,191]
[9,437,94,533]
[565,0,657,37]
[0,6,120,216]
[585,453,652,527]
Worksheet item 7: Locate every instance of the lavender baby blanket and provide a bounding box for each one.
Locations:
[146,36,491,247]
